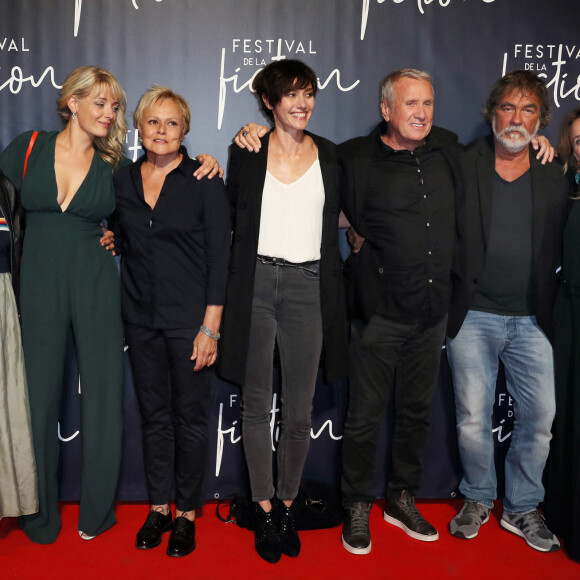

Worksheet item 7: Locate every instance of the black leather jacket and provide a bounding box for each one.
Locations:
[0,171,23,294]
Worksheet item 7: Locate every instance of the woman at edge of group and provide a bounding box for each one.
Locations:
[0,171,37,521]
[111,86,231,558]
[0,65,130,544]
[544,107,580,563]
[218,60,348,563]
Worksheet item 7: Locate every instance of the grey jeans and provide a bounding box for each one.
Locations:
[242,258,323,502]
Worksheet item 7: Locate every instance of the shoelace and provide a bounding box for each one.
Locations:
[460,501,485,517]
[399,497,428,525]
[518,510,547,533]
[173,517,192,536]
[145,511,169,530]
[349,505,371,535]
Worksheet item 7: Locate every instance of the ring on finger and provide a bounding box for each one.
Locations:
[242,130,249,136]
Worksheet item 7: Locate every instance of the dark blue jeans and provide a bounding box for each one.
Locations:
[242,259,323,502]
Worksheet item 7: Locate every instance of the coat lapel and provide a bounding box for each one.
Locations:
[477,137,496,250]
[529,150,549,268]
[241,132,270,245]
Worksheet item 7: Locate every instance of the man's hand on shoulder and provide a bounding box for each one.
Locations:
[234,123,269,152]
[531,135,556,165]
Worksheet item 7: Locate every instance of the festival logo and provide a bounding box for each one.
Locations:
[493,392,513,444]
[218,37,360,129]
[502,44,580,108]
[215,392,342,477]
[0,35,61,95]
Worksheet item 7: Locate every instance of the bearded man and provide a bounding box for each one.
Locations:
[445,70,570,552]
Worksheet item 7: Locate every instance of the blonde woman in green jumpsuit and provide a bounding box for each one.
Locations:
[0,66,129,544]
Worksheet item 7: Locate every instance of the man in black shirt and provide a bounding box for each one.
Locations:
[339,69,461,554]
[445,70,569,552]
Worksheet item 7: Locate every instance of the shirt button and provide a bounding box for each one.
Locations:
[423,194,427,199]
[429,279,433,283]
[426,222,430,227]
[378,267,384,274]
[428,250,432,255]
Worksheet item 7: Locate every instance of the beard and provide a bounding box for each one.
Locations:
[492,117,541,153]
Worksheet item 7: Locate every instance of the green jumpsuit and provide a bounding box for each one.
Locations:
[0,131,125,543]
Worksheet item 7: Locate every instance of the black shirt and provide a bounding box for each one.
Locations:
[112,148,231,329]
[366,132,456,320]
[471,170,533,315]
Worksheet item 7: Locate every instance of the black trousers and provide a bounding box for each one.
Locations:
[341,313,447,504]
[125,324,213,512]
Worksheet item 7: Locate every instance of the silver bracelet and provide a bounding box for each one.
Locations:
[200,325,220,341]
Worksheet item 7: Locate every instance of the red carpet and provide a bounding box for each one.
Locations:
[1,500,578,579]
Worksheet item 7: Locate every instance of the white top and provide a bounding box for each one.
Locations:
[257,158,324,263]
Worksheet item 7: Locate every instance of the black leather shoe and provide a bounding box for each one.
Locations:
[166,517,196,557]
[254,503,281,564]
[135,510,173,550]
[279,502,300,557]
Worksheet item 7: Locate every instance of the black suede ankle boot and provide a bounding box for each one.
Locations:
[279,502,301,557]
[254,502,281,564]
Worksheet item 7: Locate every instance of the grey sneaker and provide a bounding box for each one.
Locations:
[383,490,439,542]
[500,509,560,552]
[449,500,491,539]
[341,501,372,555]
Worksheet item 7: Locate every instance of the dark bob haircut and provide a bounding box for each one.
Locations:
[252,60,318,124]
[482,69,551,129]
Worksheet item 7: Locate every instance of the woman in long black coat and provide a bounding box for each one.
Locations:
[545,107,580,562]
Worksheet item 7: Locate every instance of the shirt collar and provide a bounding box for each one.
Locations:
[376,121,438,155]
[135,145,191,176]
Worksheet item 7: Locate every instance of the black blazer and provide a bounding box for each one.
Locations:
[0,171,23,294]
[217,130,348,386]
[338,122,462,322]
[447,136,571,342]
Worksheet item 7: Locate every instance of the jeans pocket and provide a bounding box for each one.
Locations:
[299,266,320,280]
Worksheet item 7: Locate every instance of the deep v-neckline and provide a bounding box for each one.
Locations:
[54,139,96,213]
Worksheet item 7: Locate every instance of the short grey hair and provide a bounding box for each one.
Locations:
[379,68,433,105]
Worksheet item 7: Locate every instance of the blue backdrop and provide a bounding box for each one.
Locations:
[1,0,577,500]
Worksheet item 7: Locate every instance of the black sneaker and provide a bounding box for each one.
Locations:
[278,502,300,558]
[500,509,560,552]
[383,490,439,542]
[135,510,173,550]
[341,501,373,555]
[254,503,281,564]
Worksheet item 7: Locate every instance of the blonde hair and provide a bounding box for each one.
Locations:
[57,66,127,169]
[558,107,580,175]
[133,86,191,136]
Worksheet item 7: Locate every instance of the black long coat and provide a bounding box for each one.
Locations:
[217,130,348,386]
